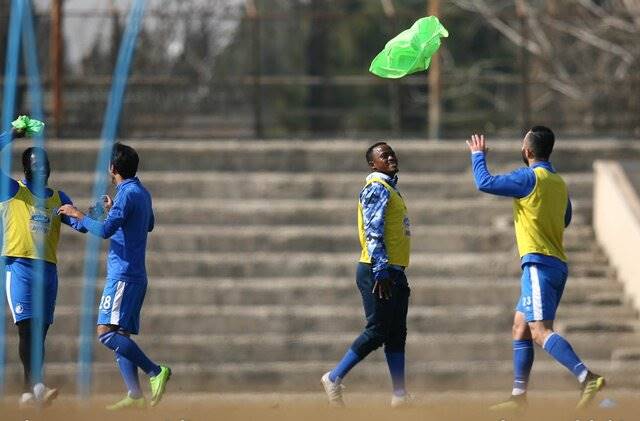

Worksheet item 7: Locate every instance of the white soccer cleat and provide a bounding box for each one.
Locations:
[19,392,36,409]
[321,371,345,407]
[391,393,414,408]
[33,382,59,407]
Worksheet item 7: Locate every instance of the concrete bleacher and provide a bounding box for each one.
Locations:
[3,139,640,394]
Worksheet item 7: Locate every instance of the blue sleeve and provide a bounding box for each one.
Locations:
[564,197,572,228]
[81,192,129,239]
[360,182,390,278]
[0,131,20,201]
[471,152,536,198]
[148,207,154,232]
[58,191,88,233]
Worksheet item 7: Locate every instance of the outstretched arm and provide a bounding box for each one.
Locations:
[467,134,535,198]
[59,193,128,239]
[0,130,22,200]
[58,191,88,233]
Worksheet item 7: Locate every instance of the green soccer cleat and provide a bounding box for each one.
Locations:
[489,394,528,413]
[106,395,146,410]
[576,371,606,410]
[149,365,172,407]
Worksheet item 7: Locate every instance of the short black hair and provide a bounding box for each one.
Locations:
[366,142,387,163]
[525,126,555,160]
[111,142,139,179]
[22,146,50,182]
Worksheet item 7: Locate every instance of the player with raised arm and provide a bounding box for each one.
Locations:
[321,142,412,408]
[467,128,605,411]
[0,118,86,407]
[58,142,170,410]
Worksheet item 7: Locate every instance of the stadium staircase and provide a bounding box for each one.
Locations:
[4,139,640,395]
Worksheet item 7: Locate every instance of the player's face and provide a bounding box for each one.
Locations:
[369,144,399,176]
[521,134,533,166]
[27,151,50,184]
[109,164,117,185]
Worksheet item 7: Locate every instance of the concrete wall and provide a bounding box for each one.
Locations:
[594,161,640,310]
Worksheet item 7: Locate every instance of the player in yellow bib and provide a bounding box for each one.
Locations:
[467,127,605,411]
[322,142,412,407]
[0,127,85,406]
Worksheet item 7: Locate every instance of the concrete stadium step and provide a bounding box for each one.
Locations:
[58,225,599,254]
[47,172,596,200]
[54,252,612,279]
[22,305,637,336]
[53,277,625,308]
[123,198,593,226]
[2,360,638,393]
[5,333,639,365]
[16,139,640,173]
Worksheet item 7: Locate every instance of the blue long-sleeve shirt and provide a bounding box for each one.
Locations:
[81,177,154,283]
[360,171,404,280]
[471,151,571,272]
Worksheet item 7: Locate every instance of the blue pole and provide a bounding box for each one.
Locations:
[77,0,146,399]
[21,0,48,391]
[0,0,25,396]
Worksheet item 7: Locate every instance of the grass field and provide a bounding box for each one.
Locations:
[1,392,638,421]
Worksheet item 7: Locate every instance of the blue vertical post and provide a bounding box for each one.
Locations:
[77,0,146,399]
[0,0,25,396]
[22,0,48,390]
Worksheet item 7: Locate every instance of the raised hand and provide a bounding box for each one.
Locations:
[466,133,488,155]
[102,195,113,212]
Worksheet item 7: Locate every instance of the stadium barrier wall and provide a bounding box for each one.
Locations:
[594,160,640,311]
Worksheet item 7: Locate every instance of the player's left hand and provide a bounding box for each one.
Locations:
[58,204,85,219]
[372,269,393,299]
[466,133,489,155]
[102,195,113,212]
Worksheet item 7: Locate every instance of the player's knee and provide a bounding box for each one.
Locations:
[529,326,552,347]
[96,324,117,339]
[512,322,529,339]
[365,330,388,350]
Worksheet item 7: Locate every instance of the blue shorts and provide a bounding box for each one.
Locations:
[97,279,147,334]
[516,263,567,322]
[4,258,58,325]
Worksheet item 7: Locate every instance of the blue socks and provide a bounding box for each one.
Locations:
[99,332,161,377]
[329,349,361,383]
[512,339,534,395]
[543,332,587,381]
[385,351,406,397]
[115,352,142,398]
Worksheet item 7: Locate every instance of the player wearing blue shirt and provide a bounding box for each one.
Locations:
[467,128,605,411]
[322,142,412,408]
[59,143,170,410]
[0,128,86,407]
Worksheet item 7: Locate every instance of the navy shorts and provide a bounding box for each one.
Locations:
[97,279,147,334]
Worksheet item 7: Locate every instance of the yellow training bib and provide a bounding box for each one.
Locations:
[0,181,62,264]
[358,178,411,267]
[513,167,567,261]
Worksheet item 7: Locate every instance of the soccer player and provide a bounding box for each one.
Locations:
[321,142,411,407]
[467,128,605,411]
[0,125,86,406]
[58,142,170,410]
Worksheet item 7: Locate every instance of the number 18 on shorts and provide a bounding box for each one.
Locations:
[97,279,147,335]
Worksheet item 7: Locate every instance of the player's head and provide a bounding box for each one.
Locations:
[22,146,50,185]
[522,126,555,166]
[366,142,398,176]
[110,142,139,183]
